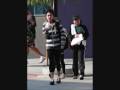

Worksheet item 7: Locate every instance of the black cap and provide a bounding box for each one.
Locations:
[72,16,80,20]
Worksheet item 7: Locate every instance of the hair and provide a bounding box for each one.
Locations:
[46,9,55,16]
[27,10,32,15]
[73,15,83,23]
[72,15,80,20]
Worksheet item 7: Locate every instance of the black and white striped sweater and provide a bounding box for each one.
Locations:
[42,20,67,50]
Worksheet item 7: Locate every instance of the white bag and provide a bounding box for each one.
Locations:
[71,34,83,46]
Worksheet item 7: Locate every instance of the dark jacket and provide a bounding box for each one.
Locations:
[27,15,36,39]
[69,24,89,48]
[70,24,89,40]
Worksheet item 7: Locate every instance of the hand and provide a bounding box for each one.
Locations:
[45,23,52,29]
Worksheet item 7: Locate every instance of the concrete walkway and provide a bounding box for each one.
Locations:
[27,58,93,77]
[27,58,93,90]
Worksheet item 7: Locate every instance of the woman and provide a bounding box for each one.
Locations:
[42,9,67,85]
[27,10,46,63]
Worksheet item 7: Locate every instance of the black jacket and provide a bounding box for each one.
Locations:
[70,24,89,41]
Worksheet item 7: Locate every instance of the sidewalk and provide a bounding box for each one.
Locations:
[27,58,93,90]
[27,58,93,77]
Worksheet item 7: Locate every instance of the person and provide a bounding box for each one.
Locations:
[70,16,89,80]
[60,27,68,79]
[27,10,46,63]
[42,9,66,85]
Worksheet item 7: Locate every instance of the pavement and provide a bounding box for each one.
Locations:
[27,58,93,90]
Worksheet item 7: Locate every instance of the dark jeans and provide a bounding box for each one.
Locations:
[60,50,65,74]
[47,49,61,73]
[72,45,85,76]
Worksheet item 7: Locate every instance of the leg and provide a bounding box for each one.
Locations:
[55,50,61,83]
[60,50,65,74]
[27,47,29,64]
[78,45,85,80]
[27,47,29,56]
[72,45,79,78]
[28,39,45,57]
[55,50,61,75]
[46,49,48,65]
[30,46,45,56]
[30,46,46,63]
[60,50,66,79]
[47,49,55,73]
[47,49,55,85]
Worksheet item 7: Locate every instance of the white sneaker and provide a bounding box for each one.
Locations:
[39,56,46,63]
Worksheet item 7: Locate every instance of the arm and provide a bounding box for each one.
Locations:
[80,25,89,47]
[70,24,77,39]
[42,22,51,34]
[61,27,67,49]
[81,25,89,40]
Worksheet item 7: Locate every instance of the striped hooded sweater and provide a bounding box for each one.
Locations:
[42,20,67,50]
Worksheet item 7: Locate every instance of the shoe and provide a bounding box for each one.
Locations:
[50,80,54,85]
[80,75,84,80]
[61,73,65,79]
[56,78,61,84]
[49,73,55,85]
[39,56,45,63]
[73,76,78,79]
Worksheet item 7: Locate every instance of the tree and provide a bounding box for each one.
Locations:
[27,0,56,15]
[27,0,53,7]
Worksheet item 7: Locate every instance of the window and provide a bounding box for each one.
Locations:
[27,0,54,16]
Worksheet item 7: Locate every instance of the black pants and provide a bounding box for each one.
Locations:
[60,50,65,74]
[72,45,85,76]
[47,49,61,73]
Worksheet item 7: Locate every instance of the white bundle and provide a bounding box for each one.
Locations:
[71,34,83,46]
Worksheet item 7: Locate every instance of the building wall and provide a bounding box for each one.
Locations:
[58,0,93,58]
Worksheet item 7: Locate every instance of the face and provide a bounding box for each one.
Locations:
[73,19,80,26]
[46,12,54,23]
[27,10,32,20]
[27,10,32,15]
